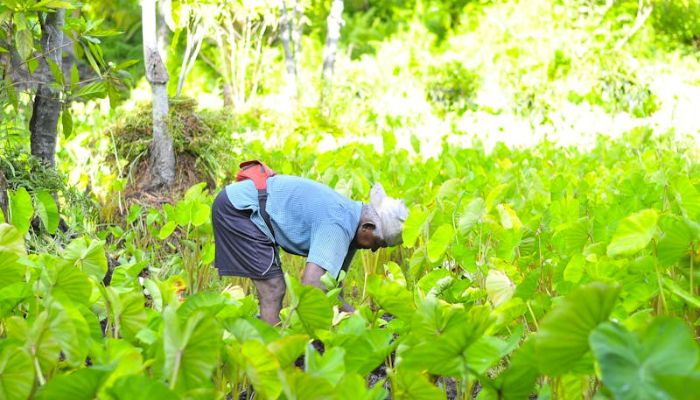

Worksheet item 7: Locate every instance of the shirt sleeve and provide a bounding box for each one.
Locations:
[307,223,352,278]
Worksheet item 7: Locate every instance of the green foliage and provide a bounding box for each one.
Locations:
[590,317,700,399]
[652,0,700,47]
[3,0,700,398]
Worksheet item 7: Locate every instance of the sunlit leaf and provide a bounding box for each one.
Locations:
[485,269,515,307]
[14,29,33,60]
[366,274,415,321]
[0,344,33,400]
[607,209,658,257]
[402,207,428,248]
[34,191,59,234]
[458,197,485,234]
[64,237,108,282]
[238,340,282,399]
[427,224,454,262]
[9,187,33,234]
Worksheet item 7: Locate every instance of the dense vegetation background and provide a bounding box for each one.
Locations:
[1,0,700,399]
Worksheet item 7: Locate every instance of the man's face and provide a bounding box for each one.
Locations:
[354,223,387,252]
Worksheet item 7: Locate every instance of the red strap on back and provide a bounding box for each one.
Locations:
[236,160,277,190]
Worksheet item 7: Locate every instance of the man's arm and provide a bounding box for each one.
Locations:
[302,262,355,312]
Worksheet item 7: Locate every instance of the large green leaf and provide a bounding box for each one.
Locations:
[305,346,345,385]
[237,340,282,399]
[674,177,700,219]
[330,327,394,375]
[657,216,693,266]
[366,274,416,321]
[64,237,108,282]
[107,375,179,400]
[34,191,59,234]
[398,301,493,378]
[0,252,24,288]
[287,276,333,336]
[6,312,61,375]
[485,269,515,307]
[590,317,700,400]
[391,369,443,400]
[279,367,334,400]
[35,367,111,400]
[50,261,92,306]
[336,373,388,400]
[494,339,539,400]
[535,282,620,375]
[162,307,222,392]
[0,344,34,400]
[0,224,26,258]
[427,224,454,262]
[458,197,486,234]
[267,334,309,367]
[9,187,33,234]
[402,208,428,248]
[607,209,658,257]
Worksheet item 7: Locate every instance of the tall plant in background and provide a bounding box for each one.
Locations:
[278,0,306,101]
[141,0,175,189]
[169,0,208,97]
[200,0,277,109]
[320,0,344,111]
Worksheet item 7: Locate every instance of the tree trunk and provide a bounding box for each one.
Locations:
[279,0,297,99]
[0,169,8,223]
[142,0,175,189]
[29,9,66,167]
[223,83,234,108]
[157,0,171,63]
[292,0,303,80]
[320,0,344,109]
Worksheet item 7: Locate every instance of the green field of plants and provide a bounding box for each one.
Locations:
[2,0,700,399]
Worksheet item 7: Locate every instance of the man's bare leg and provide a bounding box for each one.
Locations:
[253,276,286,325]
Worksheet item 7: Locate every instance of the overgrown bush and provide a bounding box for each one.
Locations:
[590,71,658,117]
[425,60,480,115]
[568,69,658,118]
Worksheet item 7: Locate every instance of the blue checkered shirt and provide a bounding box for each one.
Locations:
[225,175,362,277]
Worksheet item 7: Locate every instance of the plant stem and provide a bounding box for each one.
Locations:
[170,349,182,389]
[527,301,540,330]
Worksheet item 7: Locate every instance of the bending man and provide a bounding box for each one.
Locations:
[212,173,408,325]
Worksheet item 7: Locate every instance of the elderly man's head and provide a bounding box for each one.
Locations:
[354,183,409,251]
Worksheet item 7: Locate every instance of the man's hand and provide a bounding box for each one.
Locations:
[303,262,355,313]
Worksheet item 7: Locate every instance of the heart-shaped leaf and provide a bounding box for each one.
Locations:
[607,209,658,257]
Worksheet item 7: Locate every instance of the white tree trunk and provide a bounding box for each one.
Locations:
[142,0,175,189]
[320,0,344,108]
[279,0,297,99]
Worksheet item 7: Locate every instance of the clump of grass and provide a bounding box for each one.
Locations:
[107,97,239,186]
